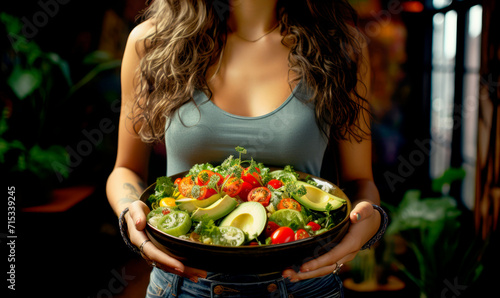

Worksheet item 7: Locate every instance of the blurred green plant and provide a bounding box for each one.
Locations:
[384,168,485,298]
[1,12,120,199]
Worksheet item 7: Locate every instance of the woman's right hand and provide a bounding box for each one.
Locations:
[126,200,208,282]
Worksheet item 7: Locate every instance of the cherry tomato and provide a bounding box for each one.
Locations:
[266,179,283,190]
[196,170,214,186]
[237,181,253,201]
[271,227,295,244]
[265,221,280,238]
[222,176,244,197]
[178,176,195,197]
[214,172,224,186]
[242,167,262,188]
[295,229,310,240]
[196,186,218,200]
[247,187,272,207]
[307,221,321,231]
[174,178,182,186]
[277,198,302,211]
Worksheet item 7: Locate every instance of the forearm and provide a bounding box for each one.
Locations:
[342,179,380,206]
[106,167,147,216]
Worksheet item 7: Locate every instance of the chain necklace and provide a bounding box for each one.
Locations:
[228,22,280,42]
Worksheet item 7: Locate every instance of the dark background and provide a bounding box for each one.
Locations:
[1,0,497,297]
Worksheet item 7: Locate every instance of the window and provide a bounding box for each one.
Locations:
[429,0,482,208]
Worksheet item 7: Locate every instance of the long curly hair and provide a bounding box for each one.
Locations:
[132,0,370,144]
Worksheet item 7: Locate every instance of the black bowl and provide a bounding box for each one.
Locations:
[140,170,351,274]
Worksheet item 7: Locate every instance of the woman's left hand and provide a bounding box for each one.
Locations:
[281,201,381,282]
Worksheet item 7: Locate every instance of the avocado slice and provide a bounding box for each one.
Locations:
[293,181,346,211]
[219,202,267,241]
[191,195,238,222]
[177,192,224,212]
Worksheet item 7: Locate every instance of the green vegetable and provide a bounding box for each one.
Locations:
[147,176,177,209]
[266,165,299,185]
[269,209,305,231]
[303,175,319,187]
[157,210,192,237]
[193,217,245,246]
[193,216,222,244]
[283,181,307,199]
[187,162,216,178]
[309,204,345,231]
[215,226,245,246]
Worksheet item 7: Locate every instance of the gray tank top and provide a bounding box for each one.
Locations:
[164,82,329,177]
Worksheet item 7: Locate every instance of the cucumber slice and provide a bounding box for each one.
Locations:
[213,226,246,247]
[156,210,192,237]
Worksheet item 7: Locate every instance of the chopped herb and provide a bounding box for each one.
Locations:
[147,176,177,209]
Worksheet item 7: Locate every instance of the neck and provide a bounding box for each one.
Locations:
[228,0,279,38]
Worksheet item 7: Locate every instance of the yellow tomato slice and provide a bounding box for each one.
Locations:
[160,197,176,207]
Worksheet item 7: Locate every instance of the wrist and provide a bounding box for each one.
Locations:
[360,204,388,250]
[119,207,141,254]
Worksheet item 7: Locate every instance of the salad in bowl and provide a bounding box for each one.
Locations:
[141,147,351,273]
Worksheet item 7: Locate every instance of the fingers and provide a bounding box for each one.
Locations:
[282,251,357,282]
[141,240,182,270]
[142,241,207,282]
[350,201,375,224]
[126,202,207,282]
[128,200,150,230]
[299,232,358,273]
[282,202,381,282]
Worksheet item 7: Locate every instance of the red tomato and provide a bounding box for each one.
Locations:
[195,170,214,186]
[197,186,217,200]
[265,221,280,238]
[271,227,295,244]
[295,229,310,240]
[266,179,283,190]
[222,176,244,197]
[307,221,321,231]
[277,198,302,211]
[214,172,224,186]
[178,176,195,197]
[174,177,182,186]
[247,187,272,207]
[238,181,253,201]
[242,167,262,188]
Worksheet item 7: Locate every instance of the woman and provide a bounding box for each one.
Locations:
[107,0,387,297]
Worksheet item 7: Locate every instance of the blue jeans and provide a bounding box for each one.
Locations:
[146,268,344,298]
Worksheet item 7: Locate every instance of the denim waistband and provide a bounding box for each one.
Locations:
[205,271,284,283]
[147,268,343,298]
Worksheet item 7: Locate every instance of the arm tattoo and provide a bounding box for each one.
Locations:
[117,182,142,206]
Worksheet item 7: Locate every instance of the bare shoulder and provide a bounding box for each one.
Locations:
[126,19,156,56]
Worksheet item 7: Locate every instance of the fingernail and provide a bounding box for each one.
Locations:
[282,274,290,279]
[135,218,141,225]
[290,279,299,283]
[175,267,184,273]
[355,212,361,221]
[300,268,310,272]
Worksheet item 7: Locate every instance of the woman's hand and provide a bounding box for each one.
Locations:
[281,201,381,282]
[126,200,207,282]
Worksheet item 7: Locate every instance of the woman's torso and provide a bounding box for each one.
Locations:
[164,27,329,177]
[164,82,328,176]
